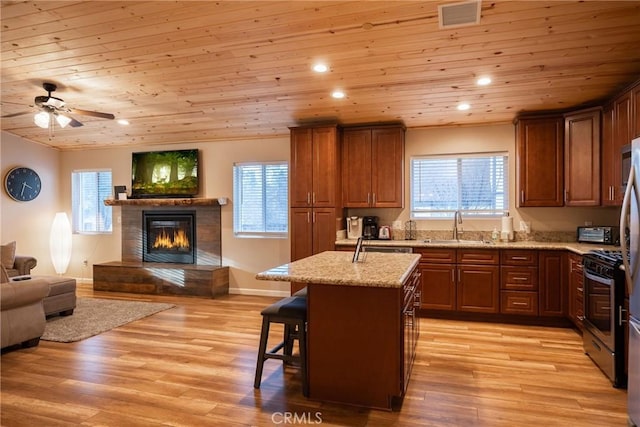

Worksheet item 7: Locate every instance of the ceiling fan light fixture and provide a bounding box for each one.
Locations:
[55,113,72,128]
[34,111,50,128]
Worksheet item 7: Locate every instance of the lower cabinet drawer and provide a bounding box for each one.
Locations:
[501,266,538,291]
[500,291,539,316]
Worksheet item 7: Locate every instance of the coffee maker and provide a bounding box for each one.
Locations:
[363,216,379,240]
[347,216,363,239]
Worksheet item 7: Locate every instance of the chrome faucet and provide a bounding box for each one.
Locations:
[453,210,463,240]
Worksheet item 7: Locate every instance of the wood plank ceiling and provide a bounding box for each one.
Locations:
[1,1,640,150]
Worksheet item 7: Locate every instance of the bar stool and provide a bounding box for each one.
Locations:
[254,295,308,396]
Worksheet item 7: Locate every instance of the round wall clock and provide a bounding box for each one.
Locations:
[4,167,42,202]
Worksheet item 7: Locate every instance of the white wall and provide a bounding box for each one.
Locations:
[1,132,61,274]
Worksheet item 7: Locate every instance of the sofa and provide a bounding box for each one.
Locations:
[1,266,50,349]
[1,241,37,278]
[1,242,76,317]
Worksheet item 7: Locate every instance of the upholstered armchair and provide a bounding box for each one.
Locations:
[1,241,37,278]
[9,255,38,277]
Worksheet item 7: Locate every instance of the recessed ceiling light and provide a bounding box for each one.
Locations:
[457,103,470,111]
[477,76,492,86]
[117,119,130,125]
[331,90,345,99]
[313,63,328,73]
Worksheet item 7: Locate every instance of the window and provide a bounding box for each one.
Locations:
[233,162,288,237]
[71,170,113,233]
[410,152,508,218]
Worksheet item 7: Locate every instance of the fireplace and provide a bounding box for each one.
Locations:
[143,211,196,264]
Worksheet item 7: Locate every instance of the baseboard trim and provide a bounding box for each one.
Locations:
[229,288,289,297]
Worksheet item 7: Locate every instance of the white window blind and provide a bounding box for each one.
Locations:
[411,152,508,218]
[71,170,113,233]
[233,162,288,236]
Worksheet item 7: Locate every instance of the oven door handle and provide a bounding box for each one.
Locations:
[584,270,613,285]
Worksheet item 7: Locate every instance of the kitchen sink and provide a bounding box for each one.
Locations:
[422,239,492,245]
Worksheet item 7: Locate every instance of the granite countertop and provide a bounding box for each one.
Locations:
[334,239,619,255]
[255,251,421,288]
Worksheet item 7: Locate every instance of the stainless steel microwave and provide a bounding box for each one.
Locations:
[577,226,620,245]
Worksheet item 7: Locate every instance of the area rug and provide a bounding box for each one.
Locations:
[41,297,175,343]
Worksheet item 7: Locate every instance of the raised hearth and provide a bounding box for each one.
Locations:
[93,262,229,297]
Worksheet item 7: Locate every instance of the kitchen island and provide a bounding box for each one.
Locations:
[256,250,421,410]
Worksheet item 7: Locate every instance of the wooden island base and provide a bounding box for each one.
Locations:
[307,283,405,410]
[93,262,229,297]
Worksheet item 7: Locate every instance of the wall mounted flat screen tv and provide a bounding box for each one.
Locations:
[131,149,199,198]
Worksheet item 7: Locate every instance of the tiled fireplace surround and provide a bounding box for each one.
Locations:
[93,198,229,297]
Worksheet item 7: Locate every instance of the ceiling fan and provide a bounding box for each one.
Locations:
[2,82,115,133]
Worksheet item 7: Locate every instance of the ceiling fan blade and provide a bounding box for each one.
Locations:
[68,108,115,120]
[68,117,84,127]
[1,111,32,118]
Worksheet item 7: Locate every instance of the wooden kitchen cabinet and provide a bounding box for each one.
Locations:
[568,253,585,330]
[601,81,638,206]
[632,81,640,138]
[456,249,500,314]
[601,103,622,206]
[515,115,564,207]
[564,107,601,206]
[416,248,456,311]
[290,207,340,293]
[418,248,499,314]
[290,125,342,294]
[307,264,419,410]
[290,125,340,208]
[290,207,339,259]
[342,125,404,208]
[539,251,568,317]
[500,250,539,316]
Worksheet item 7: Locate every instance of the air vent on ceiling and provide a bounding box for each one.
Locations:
[438,0,481,29]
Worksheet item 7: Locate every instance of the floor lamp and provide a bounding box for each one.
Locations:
[50,212,72,275]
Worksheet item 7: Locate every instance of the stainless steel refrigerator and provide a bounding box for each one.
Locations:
[621,137,640,427]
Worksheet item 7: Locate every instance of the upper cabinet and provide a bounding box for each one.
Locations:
[602,102,623,206]
[632,81,640,139]
[290,125,341,208]
[563,107,601,206]
[601,83,638,206]
[342,125,404,208]
[515,116,564,207]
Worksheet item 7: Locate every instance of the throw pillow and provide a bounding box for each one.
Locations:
[1,241,16,270]
[0,265,9,283]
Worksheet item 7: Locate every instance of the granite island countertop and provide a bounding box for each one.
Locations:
[255,250,421,288]
[335,239,619,255]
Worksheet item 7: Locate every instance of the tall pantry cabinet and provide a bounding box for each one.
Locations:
[289,125,343,293]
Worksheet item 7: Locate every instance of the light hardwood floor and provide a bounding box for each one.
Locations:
[1,284,629,426]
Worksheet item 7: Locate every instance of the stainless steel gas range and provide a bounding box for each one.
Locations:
[582,249,627,388]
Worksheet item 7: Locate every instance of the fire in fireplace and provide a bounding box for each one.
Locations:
[143,211,196,264]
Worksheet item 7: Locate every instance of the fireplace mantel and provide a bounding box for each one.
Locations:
[105,198,222,207]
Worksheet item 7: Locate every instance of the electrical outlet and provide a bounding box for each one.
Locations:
[83,260,88,266]
[519,221,531,234]
[392,220,402,229]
